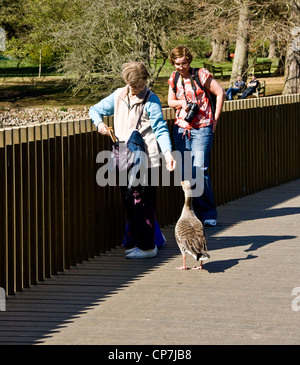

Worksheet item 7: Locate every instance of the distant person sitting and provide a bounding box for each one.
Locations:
[240,75,260,99]
[225,75,245,100]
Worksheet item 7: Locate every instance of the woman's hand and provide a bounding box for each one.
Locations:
[212,118,218,133]
[181,100,190,112]
[97,122,110,136]
[164,151,176,172]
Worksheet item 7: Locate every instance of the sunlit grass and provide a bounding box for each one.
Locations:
[0,56,282,108]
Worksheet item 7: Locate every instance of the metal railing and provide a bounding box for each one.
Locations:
[213,94,300,204]
[1,94,300,295]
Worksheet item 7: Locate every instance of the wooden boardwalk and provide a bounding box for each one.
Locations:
[0,179,300,345]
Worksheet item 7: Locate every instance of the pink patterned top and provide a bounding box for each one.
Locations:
[168,68,214,130]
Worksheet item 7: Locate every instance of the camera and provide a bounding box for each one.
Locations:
[184,103,199,123]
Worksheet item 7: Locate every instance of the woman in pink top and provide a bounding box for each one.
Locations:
[168,46,225,226]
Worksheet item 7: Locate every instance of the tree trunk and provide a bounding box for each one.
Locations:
[0,27,5,52]
[210,38,229,63]
[38,48,42,78]
[273,54,285,76]
[283,0,300,94]
[230,0,250,84]
[268,34,278,59]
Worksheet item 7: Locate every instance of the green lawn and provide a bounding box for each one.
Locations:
[0,57,60,77]
[0,56,282,109]
[1,56,279,79]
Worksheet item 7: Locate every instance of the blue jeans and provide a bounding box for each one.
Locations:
[226,87,239,100]
[173,125,217,222]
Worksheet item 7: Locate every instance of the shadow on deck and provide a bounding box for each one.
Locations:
[0,179,299,345]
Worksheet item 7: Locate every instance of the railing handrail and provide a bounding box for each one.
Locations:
[1,93,300,136]
[1,94,300,295]
[223,93,300,111]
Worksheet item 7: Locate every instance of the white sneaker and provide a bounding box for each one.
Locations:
[125,247,136,255]
[203,219,217,227]
[126,247,157,259]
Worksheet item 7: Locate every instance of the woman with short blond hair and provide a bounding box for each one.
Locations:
[89,61,176,259]
[121,61,149,85]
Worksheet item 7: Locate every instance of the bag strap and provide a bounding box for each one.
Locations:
[180,74,197,105]
[173,68,201,106]
[135,89,151,130]
[173,68,206,91]
[191,68,216,118]
[172,68,201,94]
[172,68,216,118]
[172,71,180,94]
[113,89,151,143]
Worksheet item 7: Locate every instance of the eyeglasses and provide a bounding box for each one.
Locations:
[174,62,189,67]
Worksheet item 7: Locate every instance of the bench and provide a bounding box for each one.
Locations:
[252,62,272,76]
[233,80,266,99]
[203,63,224,79]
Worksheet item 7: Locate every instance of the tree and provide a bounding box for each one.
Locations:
[283,0,300,94]
[250,0,290,78]
[0,0,66,72]
[116,0,176,86]
[24,0,85,75]
[51,0,177,96]
[230,0,250,83]
[0,27,5,52]
[268,35,278,59]
[0,0,24,39]
[178,0,292,85]
[0,0,30,65]
[210,38,230,63]
[175,0,235,63]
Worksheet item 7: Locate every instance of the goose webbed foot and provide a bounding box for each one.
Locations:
[192,261,203,270]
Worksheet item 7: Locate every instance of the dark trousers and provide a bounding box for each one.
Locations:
[240,87,255,99]
[120,183,157,251]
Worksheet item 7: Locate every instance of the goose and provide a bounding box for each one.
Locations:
[175,180,210,270]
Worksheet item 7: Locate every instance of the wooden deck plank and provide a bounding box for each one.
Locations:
[0,179,299,345]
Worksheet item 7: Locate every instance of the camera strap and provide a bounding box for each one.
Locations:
[180,74,198,104]
[176,68,216,118]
